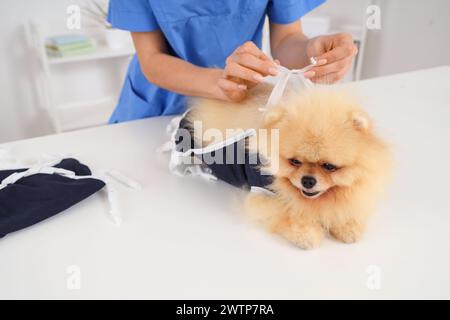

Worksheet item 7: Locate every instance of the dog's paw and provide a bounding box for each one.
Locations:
[284,224,325,250]
[330,220,365,244]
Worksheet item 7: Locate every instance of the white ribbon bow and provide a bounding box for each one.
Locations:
[261,63,316,112]
[0,157,142,226]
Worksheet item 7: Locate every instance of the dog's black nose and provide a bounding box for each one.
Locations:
[301,176,317,189]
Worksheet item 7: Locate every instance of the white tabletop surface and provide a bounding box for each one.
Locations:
[0,67,449,299]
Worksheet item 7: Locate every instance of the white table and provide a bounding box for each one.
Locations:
[1,67,449,299]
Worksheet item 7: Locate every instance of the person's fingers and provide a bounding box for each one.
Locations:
[305,56,353,79]
[310,71,342,84]
[309,63,351,83]
[224,61,265,84]
[218,77,247,91]
[235,41,271,61]
[217,78,247,102]
[231,53,278,76]
[314,43,358,65]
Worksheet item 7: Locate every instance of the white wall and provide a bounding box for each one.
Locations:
[0,0,449,143]
[362,0,450,79]
[0,0,128,143]
[0,0,81,143]
[305,0,450,78]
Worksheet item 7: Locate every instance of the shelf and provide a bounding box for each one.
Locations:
[48,45,135,65]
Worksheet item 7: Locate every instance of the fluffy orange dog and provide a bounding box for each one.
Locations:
[187,85,391,249]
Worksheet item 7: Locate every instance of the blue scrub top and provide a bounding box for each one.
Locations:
[107,0,325,123]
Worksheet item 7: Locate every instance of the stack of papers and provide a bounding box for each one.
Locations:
[46,34,96,58]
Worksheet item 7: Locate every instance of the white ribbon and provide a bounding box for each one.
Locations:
[106,169,142,191]
[0,158,124,226]
[260,64,316,112]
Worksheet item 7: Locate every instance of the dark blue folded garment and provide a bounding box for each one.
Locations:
[0,158,105,238]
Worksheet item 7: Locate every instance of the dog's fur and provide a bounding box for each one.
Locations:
[187,84,391,249]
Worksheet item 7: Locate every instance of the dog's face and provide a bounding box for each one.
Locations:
[280,144,360,200]
[264,90,375,201]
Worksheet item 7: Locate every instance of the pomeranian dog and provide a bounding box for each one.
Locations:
[186,84,391,249]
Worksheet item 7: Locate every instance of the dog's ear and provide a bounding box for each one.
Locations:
[351,111,371,132]
[263,107,285,127]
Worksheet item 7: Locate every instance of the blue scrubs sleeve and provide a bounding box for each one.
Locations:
[107,0,159,32]
[268,0,326,24]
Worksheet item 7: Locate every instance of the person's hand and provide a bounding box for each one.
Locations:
[216,41,279,102]
[304,33,358,84]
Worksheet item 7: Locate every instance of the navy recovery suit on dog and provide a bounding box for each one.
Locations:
[174,115,273,190]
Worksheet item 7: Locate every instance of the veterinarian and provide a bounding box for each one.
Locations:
[107,0,357,123]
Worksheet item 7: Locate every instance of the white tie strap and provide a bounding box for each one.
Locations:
[0,157,137,226]
[261,63,316,112]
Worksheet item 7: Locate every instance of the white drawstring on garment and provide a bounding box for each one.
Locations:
[0,158,129,226]
[106,169,142,191]
[260,62,316,112]
[157,109,230,181]
[0,158,66,190]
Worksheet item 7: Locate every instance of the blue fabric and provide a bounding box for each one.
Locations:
[108,0,326,123]
[0,159,105,238]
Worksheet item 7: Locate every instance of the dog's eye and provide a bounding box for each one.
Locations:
[288,158,302,167]
[322,163,337,172]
